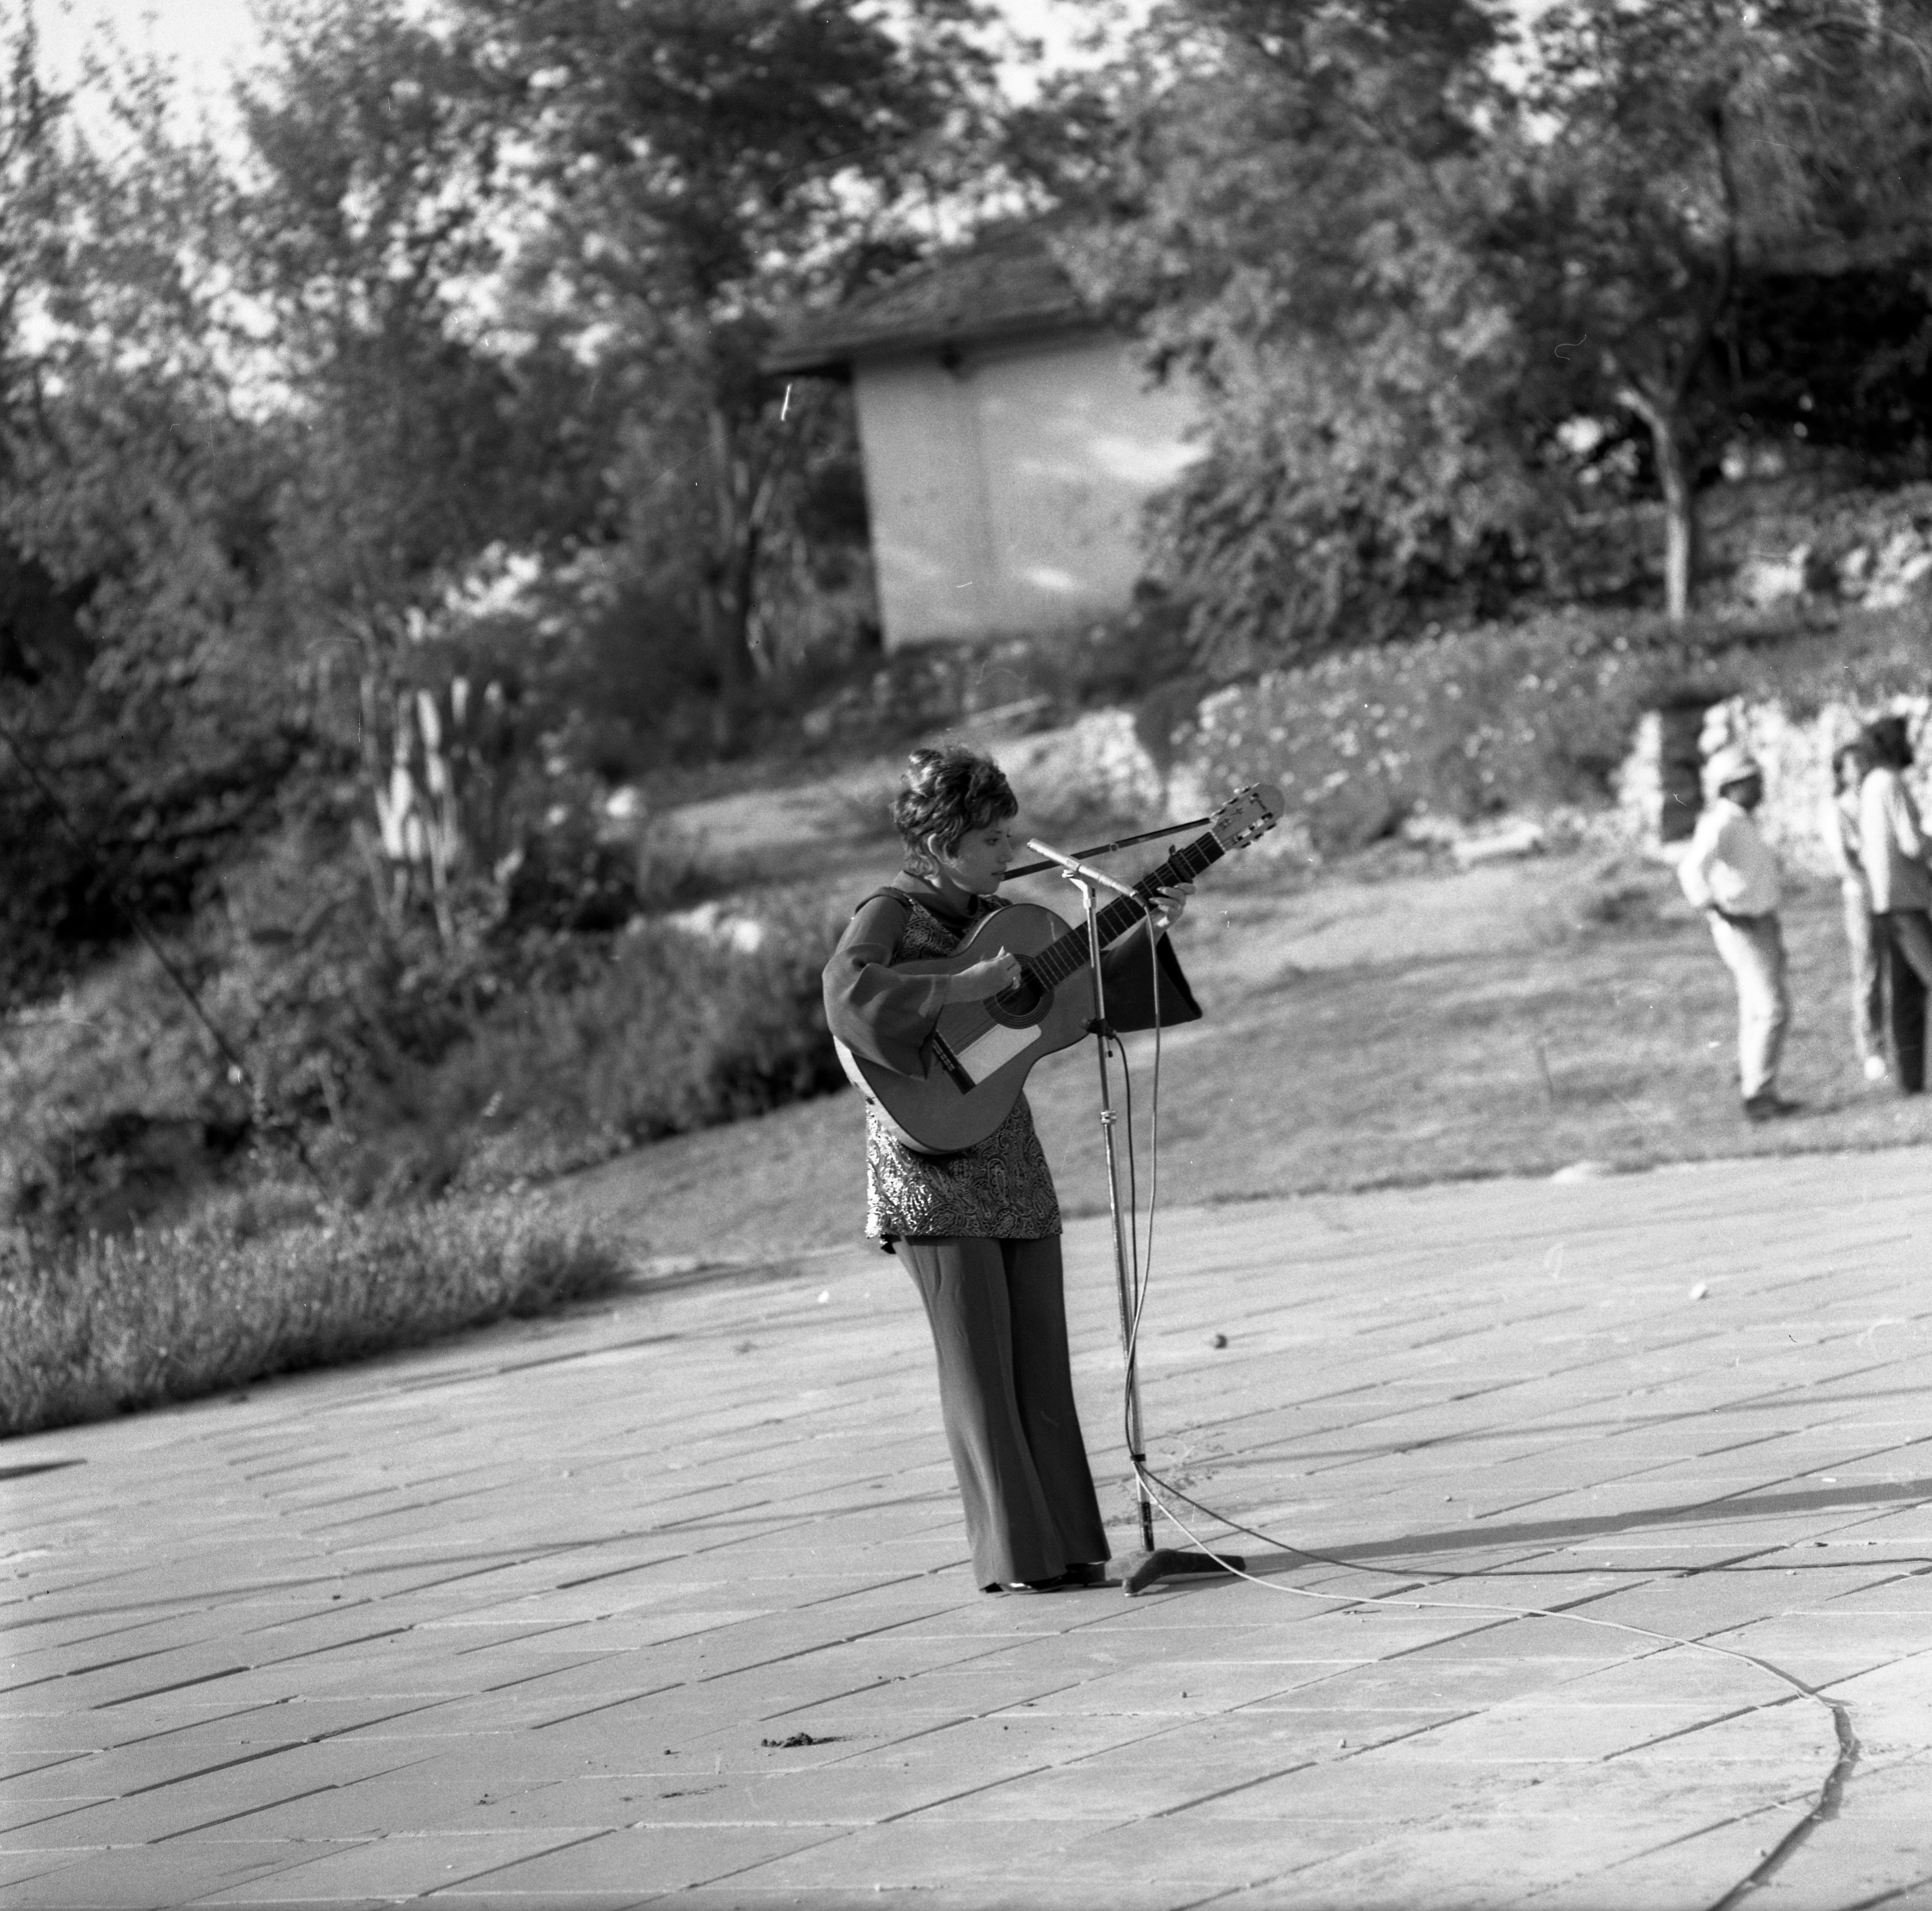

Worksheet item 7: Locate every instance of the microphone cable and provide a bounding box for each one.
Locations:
[1102,881,1911,1878]
[1110,877,1930,1580]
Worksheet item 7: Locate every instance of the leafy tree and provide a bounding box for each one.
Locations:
[1726,266,1932,470]
[1491,0,1932,621]
[0,16,300,997]
[1026,0,1541,675]
[451,0,1014,737]
[1027,0,1932,666]
[230,1,599,650]
[215,0,622,954]
[0,13,88,694]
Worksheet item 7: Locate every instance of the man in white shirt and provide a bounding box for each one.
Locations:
[1678,745,1797,1122]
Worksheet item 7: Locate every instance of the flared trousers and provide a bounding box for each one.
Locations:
[1877,909,1932,1093]
[899,1234,1110,1588]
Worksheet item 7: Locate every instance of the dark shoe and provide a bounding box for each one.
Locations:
[981,1577,1067,1594]
[1058,1562,1112,1588]
[1743,1092,1801,1123]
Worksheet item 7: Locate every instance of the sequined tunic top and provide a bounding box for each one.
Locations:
[849,893,1061,1242]
[824,876,1204,1247]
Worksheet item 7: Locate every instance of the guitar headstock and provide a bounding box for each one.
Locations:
[1209,783,1286,851]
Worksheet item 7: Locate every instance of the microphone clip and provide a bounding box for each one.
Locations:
[1023,837,1142,902]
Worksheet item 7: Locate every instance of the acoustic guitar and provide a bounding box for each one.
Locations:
[836,784,1285,1155]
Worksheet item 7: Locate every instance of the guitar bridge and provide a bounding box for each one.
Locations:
[929,1034,976,1093]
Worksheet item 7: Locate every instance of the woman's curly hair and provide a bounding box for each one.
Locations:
[893,746,1017,870]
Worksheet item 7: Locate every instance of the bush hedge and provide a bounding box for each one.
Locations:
[397,887,852,1197]
[1184,602,1932,856]
[1,870,850,1231]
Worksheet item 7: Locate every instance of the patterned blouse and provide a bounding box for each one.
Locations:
[841,892,1060,1243]
[823,875,1203,1247]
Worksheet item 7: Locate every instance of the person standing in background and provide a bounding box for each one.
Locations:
[1822,735,1888,1085]
[1679,744,1798,1122]
[1858,714,1932,1093]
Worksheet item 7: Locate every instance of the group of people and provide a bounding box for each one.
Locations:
[1679,711,1932,1120]
[824,726,1931,1599]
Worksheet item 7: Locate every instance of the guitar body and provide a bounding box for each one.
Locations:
[833,904,1096,1156]
[833,782,1284,1156]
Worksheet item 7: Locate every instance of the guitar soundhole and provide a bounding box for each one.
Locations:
[987,971,1046,1023]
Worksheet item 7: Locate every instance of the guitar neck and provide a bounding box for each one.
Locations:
[1026,833,1225,989]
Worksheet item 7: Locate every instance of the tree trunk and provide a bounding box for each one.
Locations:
[1655,428,1694,624]
[705,404,756,746]
[1618,382,1696,624]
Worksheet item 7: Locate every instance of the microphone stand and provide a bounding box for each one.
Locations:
[1051,858,1244,1598]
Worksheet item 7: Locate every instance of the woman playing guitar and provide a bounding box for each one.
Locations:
[821,745,1200,1593]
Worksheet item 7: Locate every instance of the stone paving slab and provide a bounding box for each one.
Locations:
[4,1147,1932,1907]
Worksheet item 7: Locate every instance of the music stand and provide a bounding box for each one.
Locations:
[1052,860,1244,1598]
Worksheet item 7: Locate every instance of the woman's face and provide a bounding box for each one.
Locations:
[928,815,1016,895]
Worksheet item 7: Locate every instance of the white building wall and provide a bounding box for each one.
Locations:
[852,329,1201,650]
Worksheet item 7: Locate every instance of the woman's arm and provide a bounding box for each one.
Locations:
[1096,900,1202,1033]
[822,894,1023,1077]
[822,894,945,1078]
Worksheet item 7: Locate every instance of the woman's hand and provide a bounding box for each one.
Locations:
[946,950,1024,1003]
[1145,881,1193,930]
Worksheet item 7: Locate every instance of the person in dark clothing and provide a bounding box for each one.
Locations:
[821,745,1198,1593]
[1860,714,1932,1092]
[1822,734,1888,1084]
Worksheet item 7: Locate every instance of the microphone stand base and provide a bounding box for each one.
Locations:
[1121,1548,1246,1597]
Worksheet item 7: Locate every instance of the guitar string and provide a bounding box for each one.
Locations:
[1025,834,1222,995]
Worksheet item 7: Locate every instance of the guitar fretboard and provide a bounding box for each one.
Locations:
[1022,831,1227,989]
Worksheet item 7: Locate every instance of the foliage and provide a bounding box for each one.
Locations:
[1486,0,1932,620]
[1032,0,1932,666]
[0,1189,626,1436]
[1031,0,1548,673]
[0,814,848,1230]
[450,0,1015,737]
[415,888,850,1196]
[233,0,601,640]
[0,24,306,1004]
[1183,600,1932,857]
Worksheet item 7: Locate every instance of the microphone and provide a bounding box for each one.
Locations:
[1023,838,1144,902]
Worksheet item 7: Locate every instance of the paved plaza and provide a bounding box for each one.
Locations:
[4,1147,1932,1909]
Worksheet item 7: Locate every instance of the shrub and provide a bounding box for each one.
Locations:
[342,886,852,1199]
[1181,601,1932,856]
[797,595,1200,753]
[1,821,852,1230]
[0,1191,627,1437]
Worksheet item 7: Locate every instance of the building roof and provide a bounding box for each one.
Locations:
[765,226,1094,375]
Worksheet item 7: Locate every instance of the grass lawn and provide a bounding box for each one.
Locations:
[0,1193,626,1437]
[551,844,1932,1268]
